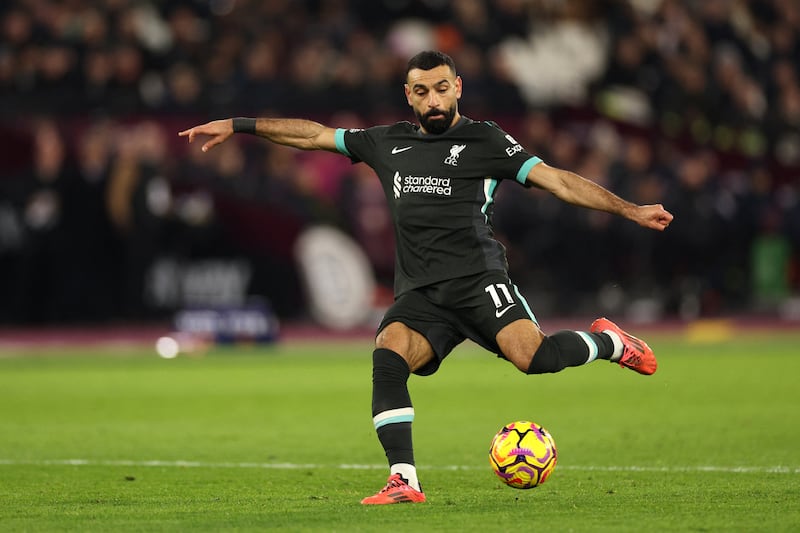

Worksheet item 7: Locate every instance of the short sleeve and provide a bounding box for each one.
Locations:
[334,126,386,165]
[480,121,543,185]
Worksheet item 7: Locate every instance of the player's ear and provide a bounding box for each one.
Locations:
[455,76,463,99]
[404,83,412,106]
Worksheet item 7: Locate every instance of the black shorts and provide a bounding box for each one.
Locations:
[377,270,538,376]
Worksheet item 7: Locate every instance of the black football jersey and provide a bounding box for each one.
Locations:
[335,116,542,296]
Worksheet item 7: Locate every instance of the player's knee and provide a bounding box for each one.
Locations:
[511,355,531,374]
[506,351,533,373]
[375,322,434,374]
[525,336,564,374]
[376,322,413,354]
[496,320,542,373]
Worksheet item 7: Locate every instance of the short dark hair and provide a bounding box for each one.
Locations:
[406,50,456,77]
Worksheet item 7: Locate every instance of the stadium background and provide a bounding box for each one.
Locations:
[0,0,798,333]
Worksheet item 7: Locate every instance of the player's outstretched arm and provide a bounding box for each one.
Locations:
[178,117,338,153]
[527,162,673,231]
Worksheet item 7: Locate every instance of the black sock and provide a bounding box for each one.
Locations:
[372,348,415,466]
[526,330,614,374]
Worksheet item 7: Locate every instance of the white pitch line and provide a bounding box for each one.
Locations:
[0,459,798,474]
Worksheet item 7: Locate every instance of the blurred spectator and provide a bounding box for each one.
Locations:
[11,119,73,323]
[660,150,728,316]
[106,120,172,318]
[238,36,285,114]
[63,120,121,321]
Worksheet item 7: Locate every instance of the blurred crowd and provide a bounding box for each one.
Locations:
[1,0,799,325]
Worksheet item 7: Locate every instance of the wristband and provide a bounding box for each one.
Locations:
[232,117,256,134]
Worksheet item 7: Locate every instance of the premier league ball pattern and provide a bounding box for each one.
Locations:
[489,421,557,489]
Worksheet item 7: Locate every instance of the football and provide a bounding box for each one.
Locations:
[489,421,557,489]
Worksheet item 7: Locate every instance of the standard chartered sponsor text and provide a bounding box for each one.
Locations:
[403,175,452,196]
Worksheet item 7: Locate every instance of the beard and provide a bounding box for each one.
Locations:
[416,105,456,134]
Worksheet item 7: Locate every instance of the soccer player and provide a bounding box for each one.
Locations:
[179,50,674,505]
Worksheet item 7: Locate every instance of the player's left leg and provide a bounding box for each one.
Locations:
[361,322,434,505]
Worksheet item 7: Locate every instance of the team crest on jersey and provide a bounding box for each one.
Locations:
[444,144,466,166]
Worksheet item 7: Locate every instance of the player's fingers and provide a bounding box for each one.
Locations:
[642,210,670,231]
[656,204,674,222]
[178,128,197,143]
[201,137,221,152]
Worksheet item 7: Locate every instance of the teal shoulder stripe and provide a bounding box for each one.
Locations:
[334,128,351,157]
[516,156,542,184]
[512,283,538,326]
[481,178,498,221]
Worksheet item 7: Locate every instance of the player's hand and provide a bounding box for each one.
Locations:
[634,204,674,231]
[178,119,233,153]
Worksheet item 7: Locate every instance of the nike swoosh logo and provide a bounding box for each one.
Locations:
[495,304,517,318]
[391,146,413,154]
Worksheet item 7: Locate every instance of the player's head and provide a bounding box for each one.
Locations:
[405,51,462,135]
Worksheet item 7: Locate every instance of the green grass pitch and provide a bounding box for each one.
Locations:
[1,329,799,531]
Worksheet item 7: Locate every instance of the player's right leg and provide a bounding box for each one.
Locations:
[496,318,657,375]
[590,317,657,375]
[471,272,626,376]
[497,319,617,373]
